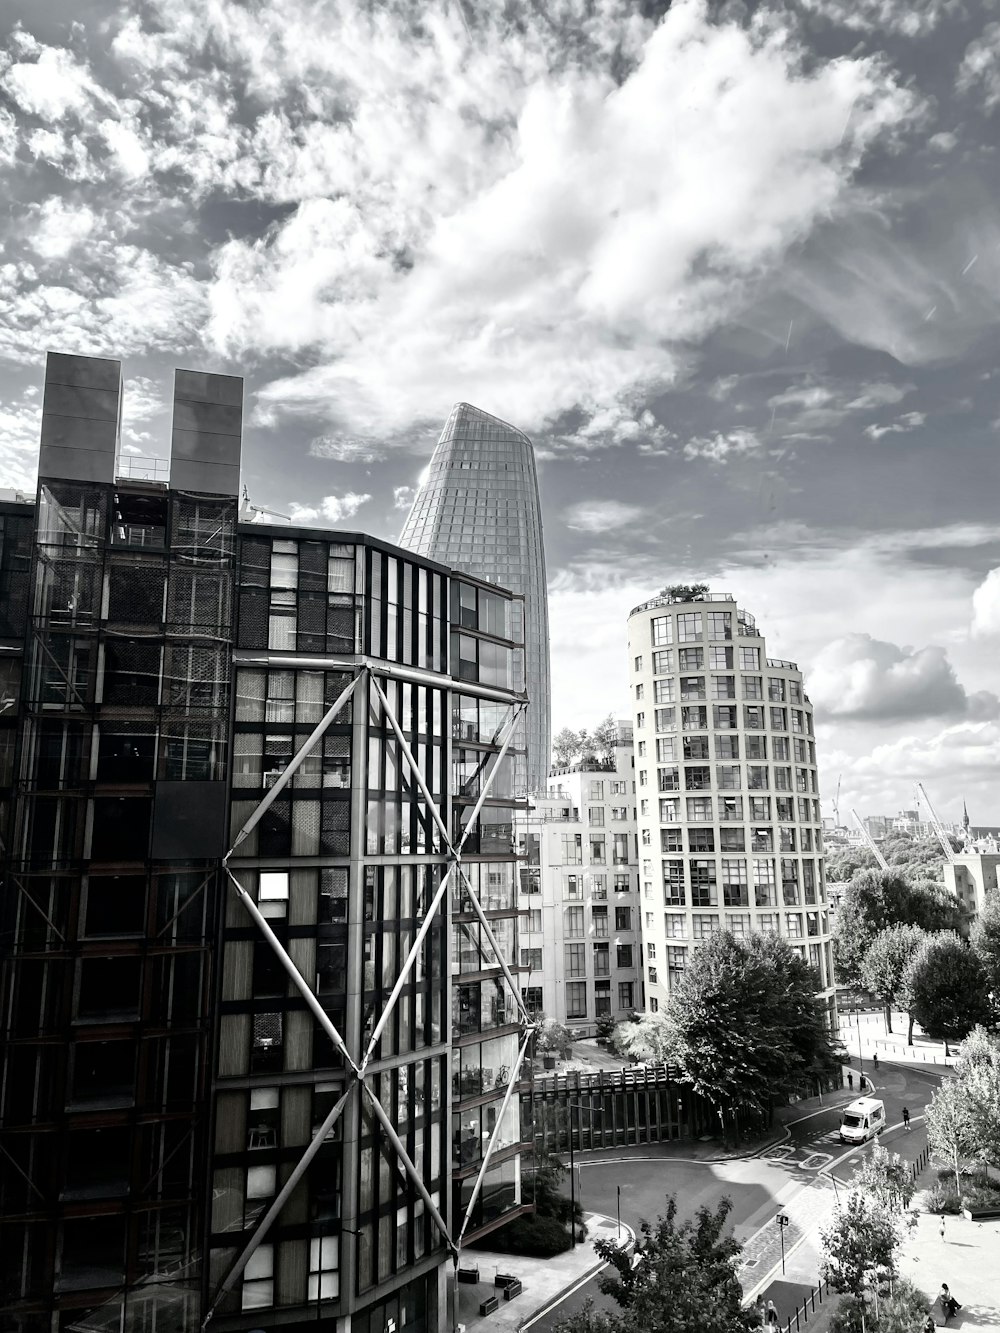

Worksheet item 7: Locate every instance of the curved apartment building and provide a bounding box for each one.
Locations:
[627,592,836,1026]
[398,403,550,794]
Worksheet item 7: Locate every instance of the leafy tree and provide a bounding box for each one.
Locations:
[535,1017,573,1060]
[903,933,993,1054]
[820,1190,901,1301]
[851,1143,915,1213]
[925,1075,975,1195]
[660,583,710,603]
[825,847,879,882]
[834,870,964,987]
[860,924,926,1035]
[613,1010,673,1064]
[552,727,586,768]
[971,889,1000,1003]
[552,1301,617,1333]
[594,1196,754,1333]
[954,1026,1000,1175]
[588,714,618,768]
[830,1279,930,1333]
[663,932,839,1145]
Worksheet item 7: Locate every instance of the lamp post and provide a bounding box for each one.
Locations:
[565,1102,603,1249]
[775,1212,790,1276]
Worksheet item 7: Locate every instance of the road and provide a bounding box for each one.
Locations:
[527,1058,944,1331]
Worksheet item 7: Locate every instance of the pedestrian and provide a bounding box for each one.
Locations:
[766,1298,779,1329]
[903,1106,911,1132]
[873,1052,879,1070]
[939,1215,946,1244]
[939,1283,961,1321]
[922,1317,936,1333]
[847,1071,854,1090]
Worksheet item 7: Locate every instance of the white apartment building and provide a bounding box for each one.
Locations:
[516,724,643,1033]
[627,592,836,1028]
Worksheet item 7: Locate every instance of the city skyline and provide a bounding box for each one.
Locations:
[2,1,1000,821]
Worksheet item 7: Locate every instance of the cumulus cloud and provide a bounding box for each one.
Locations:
[27,197,96,260]
[289,491,372,525]
[1,42,102,121]
[957,24,1000,113]
[807,632,998,722]
[971,567,1000,637]
[564,500,644,532]
[393,485,416,511]
[683,428,762,462]
[864,410,926,439]
[768,380,914,431]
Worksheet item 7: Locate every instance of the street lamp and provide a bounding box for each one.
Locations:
[775,1212,790,1276]
[565,1102,603,1249]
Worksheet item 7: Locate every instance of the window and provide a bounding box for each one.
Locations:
[709,644,733,668]
[739,647,760,670]
[754,860,777,906]
[527,909,542,932]
[677,612,701,641]
[521,948,543,970]
[680,676,705,701]
[654,678,675,703]
[776,796,794,822]
[613,834,629,864]
[794,738,809,762]
[796,767,809,792]
[652,649,674,674]
[561,833,583,864]
[720,827,745,851]
[780,826,796,852]
[593,905,609,937]
[656,738,675,763]
[692,914,719,940]
[768,677,786,702]
[614,872,630,893]
[659,797,680,822]
[686,796,712,822]
[564,944,586,977]
[594,943,610,976]
[712,675,735,699]
[636,712,645,729]
[690,860,717,907]
[592,874,608,899]
[745,734,767,760]
[662,860,685,906]
[565,906,584,937]
[618,982,634,1010]
[566,874,581,898]
[791,709,804,733]
[722,858,748,906]
[635,682,644,701]
[646,942,657,961]
[664,914,686,939]
[666,946,687,982]
[655,707,676,732]
[785,913,803,938]
[725,914,750,937]
[590,836,606,863]
[648,966,658,985]
[589,781,605,800]
[566,982,587,1019]
[774,766,792,791]
[772,736,790,761]
[638,769,647,786]
[660,827,682,852]
[719,795,743,821]
[682,706,707,731]
[611,781,627,794]
[752,826,773,851]
[757,913,779,934]
[782,859,800,905]
[651,615,673,646]
[595,980,612,1016]
[717,764,740,790]
[688,827,715,852]
[616,943,633,968]
[589,807,605,826]
[715,734,739,759]
[615,906,632,931]
[713,705,738,729]
[634,655,643,671]
[789,679,802,703]
[744,705,765,730]
[750,797,771,823]
[637,740,646,757]
[798,797,812,822]
[683,735,710,760]
[685,765,711,790]
[522,986,544,1014]
[708,611,732,640]
[678,647,704,670]
[742,675,763,700]
[611,806,628,821]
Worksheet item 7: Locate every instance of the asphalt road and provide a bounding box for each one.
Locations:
[527,1058,945,1331]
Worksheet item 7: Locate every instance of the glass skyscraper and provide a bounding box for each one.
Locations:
[398,403,551,793]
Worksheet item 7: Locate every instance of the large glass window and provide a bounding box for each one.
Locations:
[677,613,701,642]
[651,616,672,646]
[707,612,731,640]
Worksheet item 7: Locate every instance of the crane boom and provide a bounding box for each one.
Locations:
[851,808,890,870]
[915,782,956,863]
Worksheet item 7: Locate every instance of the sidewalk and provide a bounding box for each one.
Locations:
[839,1009,956,1069]
[457,1211,633,1333]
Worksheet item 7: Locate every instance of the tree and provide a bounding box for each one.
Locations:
[971,889,1000,1004]
[825,847,879,883]
[925,1076,975,1196]
[552,1302,617,1333]
[834,870,964,988]
[612,1010,673,1064]
[663,932,840,1145]
[820,1190,901,1301]
[552,727,585,768]
[953,1026,1000,1176]
[851,1143,915,1213]
[593,1196,754,1333]
[535,1017,573,1060]
[588,714,618,769]
[860,924,926,1034]
[660,583,710,603]
[903,933,993,1054]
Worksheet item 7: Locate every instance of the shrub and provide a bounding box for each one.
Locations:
[595,1012,617,1040]
[485,1212,573,1258]
[925,1180,1000,1214]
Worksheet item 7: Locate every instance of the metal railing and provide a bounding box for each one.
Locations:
[116,454,170,482]
[774,1276,831,1332]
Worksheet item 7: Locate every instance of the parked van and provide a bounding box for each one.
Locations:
[839,1097,886,1144]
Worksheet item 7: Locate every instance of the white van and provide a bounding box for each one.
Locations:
[839,1097,886,1145]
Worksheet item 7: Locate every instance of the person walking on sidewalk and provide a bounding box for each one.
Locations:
[903,1106,911,1131]
[847,1071,854,1091]
[873,1052,879,1071]
[765,1299,780,1329]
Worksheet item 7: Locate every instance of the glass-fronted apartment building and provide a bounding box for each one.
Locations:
[0,354,531,1333]
[627,592,836,1027]
[398,402,550,795]
[516,723,643,1032]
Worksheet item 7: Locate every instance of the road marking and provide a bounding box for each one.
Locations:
[800,1153,832,1170]
[518,1220,636,1331]
[766,1146,795,1163]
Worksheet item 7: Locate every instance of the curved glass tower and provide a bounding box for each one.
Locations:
[399,402,551,792]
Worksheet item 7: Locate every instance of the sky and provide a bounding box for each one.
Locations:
[1,0,1000,824]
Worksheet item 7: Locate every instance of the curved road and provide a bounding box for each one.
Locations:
[528,1059,944,1330]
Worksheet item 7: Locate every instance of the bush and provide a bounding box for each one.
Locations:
[925,1179,1000,1214]
[829,1279,930,1333]
[485,1212,573,1258]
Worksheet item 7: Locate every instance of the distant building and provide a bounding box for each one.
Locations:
[945,853,1000,919]
[516,722,643,1033]
[398,402,551,793]
[627,590,836,1027]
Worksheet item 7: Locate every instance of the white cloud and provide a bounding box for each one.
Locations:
[971,567,1000,637]
[560,404,673,452]
[928,130,959,152]
[863,410,926,439]
[957,24,1000,114]
[99,117,150,179]
[393,485,416,511]
[0,107,17,166]
[27,197,96,260]
[1,42,101,121]
[795,0,965,37]
[290,491,372,525]
[564,500,644,533]
[309,433,384,463]
[803,632,998,722]
[683,428,762,462]
[768,379,914,431]
[0,390,42,491]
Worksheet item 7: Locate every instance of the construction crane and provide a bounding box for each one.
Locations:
[851,808,890,871]
[240,485,291,524]
[833,774,842,827]
[915,782,957,863]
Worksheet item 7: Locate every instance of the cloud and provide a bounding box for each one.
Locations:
[0,389,42,491]
[863,411,926,439]
[0,107,17,166]
[27,197,96,260]
[564,500,644,532]
[768,379,914,431]
[807,632,998,722]
[971,567,1000,637]
[289,491,372,524]
[1,42,102,121]
[309,434,385,463]
[794,0,966,37]
[393,485,416,511]
[957,24,1000,114]
[927,130,959,152]
[683,428,762,461]
[559,404,673,452]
